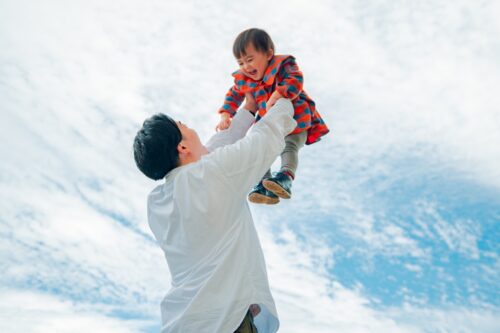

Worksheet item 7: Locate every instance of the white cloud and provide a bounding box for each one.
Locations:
[0,289,153,333]
[388,305,500,333]
[1,0,499,332]
[413,201,482,259]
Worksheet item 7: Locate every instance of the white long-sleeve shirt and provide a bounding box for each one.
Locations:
[147,99,296,333]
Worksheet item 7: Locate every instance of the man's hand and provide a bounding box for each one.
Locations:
[243,93,258,115]
[266,90,283,111]
[216,112,232,131]
[249,304,261,317]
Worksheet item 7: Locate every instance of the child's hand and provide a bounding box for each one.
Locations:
[216,113,231,131]
[266,91,283,111]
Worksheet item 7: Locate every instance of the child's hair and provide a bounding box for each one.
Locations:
[233,28,275,59]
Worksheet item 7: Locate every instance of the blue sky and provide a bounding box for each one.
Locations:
[1,0,499,332]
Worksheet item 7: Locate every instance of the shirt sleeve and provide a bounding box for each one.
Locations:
[218,86,245,117]
[207,98,296,194]
[205,108,255,152]
[276,58,303,100]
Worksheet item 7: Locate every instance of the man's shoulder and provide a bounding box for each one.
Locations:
[146,167,184,204]
[147,182,167,204]
[152,161,220,190]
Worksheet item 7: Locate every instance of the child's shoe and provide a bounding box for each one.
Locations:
[248,182,279,205]
[262,172,292,199]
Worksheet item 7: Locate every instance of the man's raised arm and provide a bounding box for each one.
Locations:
[206,94,259,151]
[205,108,255,152]
[206,98,296,195]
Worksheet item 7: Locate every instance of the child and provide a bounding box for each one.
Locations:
[216,28,329,205]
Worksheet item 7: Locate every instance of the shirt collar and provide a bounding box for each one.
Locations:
[164,164,186,182]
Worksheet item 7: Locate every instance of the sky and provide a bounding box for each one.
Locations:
[1,0,499,332]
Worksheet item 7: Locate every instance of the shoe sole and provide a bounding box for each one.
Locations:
[248,192,279,205]
[262,180,291,199]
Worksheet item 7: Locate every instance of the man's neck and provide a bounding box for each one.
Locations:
[179,145,209,166]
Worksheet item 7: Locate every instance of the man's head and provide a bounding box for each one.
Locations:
[233,28,275,81]
[133,113,206,180]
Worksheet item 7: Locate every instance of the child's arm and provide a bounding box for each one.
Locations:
[217,86,245,131]
[207,93,258,151]
[267,57,303,110]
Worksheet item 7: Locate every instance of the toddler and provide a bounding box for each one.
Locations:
[217,28,329,204]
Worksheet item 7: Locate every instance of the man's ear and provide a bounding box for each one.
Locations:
[177,142,189,155]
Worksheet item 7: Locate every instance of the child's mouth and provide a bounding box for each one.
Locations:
[248,70,258,77]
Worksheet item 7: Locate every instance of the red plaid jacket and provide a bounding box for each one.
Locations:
[219,55,329,145]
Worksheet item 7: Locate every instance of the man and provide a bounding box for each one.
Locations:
[133,94,296,333]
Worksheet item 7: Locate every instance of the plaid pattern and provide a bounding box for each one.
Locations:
[219,55,329,145]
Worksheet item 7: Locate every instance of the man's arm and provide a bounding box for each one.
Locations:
[206,94,258,152]
[206,98,296,194]
[205,108,255,152]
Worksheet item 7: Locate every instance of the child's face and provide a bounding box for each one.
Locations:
[237,43,273,81]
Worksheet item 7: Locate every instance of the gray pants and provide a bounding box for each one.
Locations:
[263,131,307,179]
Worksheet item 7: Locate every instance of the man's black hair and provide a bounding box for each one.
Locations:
[133,113,182,180]
[233,28,275,59]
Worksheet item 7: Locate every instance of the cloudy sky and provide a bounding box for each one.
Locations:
[1,0,499,332]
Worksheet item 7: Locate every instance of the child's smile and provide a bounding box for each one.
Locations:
[247,69,258,77]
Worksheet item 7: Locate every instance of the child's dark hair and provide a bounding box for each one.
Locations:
[233,28,275,59]
[133,113,182,180]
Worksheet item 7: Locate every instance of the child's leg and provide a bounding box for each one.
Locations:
[280,131,307,178]
[262,132,307,199]
[248,169,278,205]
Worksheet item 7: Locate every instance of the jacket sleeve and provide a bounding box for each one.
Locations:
[207,99,296,194]
[218,85,245,117]
[276,58,303,100]
[205,108,255,152]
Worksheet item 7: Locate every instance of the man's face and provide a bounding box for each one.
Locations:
[237,43,273,81]
[177,120,200,143]
[176,121,204,160]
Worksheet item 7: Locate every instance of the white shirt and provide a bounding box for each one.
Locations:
[147,99,296,333]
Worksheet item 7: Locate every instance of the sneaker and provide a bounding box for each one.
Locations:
[248,182,279,205]
[262,172,292,199]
